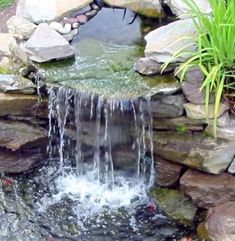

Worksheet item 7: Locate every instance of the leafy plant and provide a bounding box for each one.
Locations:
[165,0,235,136]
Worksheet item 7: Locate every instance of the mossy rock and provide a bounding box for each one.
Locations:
[0,0,15,10]
[151,187,197,226]
[197,222,212,241]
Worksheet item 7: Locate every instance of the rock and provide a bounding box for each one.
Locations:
[151,187,197,225]
[49,21,63,31]
[57,23,72,35]
[0,120,47,151]
[0,93,48,117]
[25,23,75,63]
[153,117,204,132]
[0,57,12,74]
[180,169,235,208]
[206,117,235,141]
[63,17,78,25]
[85,9,98,19]
[71,29,78,36]
[0,150,43,173]
[9,38,29,64]
[153,132,235,174]
[16,0,93,23]
[150,94,186,118]
[19,65,38,77]
[0,74,36,94]
[145,19,198,63]
[184,103,229,120]
[76,15,88,24]
[104,0,162,18]
[91,3,100,10]
[197,222,211,241]
[206,202,235,241]
[178,65,211,104]
[72,22,80,29]
[228,158,235,174]
[7,16,36,40]
[0,33,15,57]
[134,57,175,76]
[155,158,184,187]
[165,0,211,19]
[62,33,73,42]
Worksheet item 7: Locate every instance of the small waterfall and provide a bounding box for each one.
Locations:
[43,86,155,219]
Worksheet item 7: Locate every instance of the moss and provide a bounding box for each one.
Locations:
[0,0,15,10]
[197,222,212,241]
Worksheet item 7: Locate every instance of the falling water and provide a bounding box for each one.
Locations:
[41,86,155,223]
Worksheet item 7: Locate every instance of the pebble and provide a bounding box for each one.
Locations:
[85,9,98,19]
[57,23,72,35]
[71,29,78,36]
[91,3,100,10]
[63,17,78,25]
[76,15,88,24]
[63,33,73,42]
[49,21,63,31]
[72,22,80,29]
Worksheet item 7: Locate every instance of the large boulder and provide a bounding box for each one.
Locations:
[180,169,235,209]
[104,0,162,18]
[145,19,198,63]
[165,0,211,19]
[7,15,36,40]
[16,0,92,23]
[0,120,47,151]
[153,132,235,174]
[206,202,235,241]
[25,23,75,63]
[0,74,36,94]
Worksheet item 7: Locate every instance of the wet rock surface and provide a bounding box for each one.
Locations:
[25,23,75,63]
[151,187,197,225]
[155,158,184,187]
[0,120,47,151]
[205,202,235,241]
[153,131,235,174]
[180,169,235,209]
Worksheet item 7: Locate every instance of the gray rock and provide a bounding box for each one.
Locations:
[150,94,186,118]
[145,19,198,63]
[72,22,80,29]
[63,33,73,42]
[178,65,212,104]
[151,187,197,225]
[7,15,36,40]
[104,0,162,18]
[85,9,98,19]
[180,169,235,208]
[0,120,47,151]
[57,23,72,35]
[9,38,29,64]
[25,23,75,63]
[184,102,229,119]
[0,33,15,57]
[71,29,78,36]
[16,0,93,23]
[155,158,184,187]
[49,21,63,31]
[153,116,204,131]
[228,158,235,174]
[134,57,175,76]
[153,131,235,174]
[206,117,235,141]
[165,0,211,19]
[0,74,36,94]
[206,202,235,241]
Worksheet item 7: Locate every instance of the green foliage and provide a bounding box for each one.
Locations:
[176,125,188,134]
[167,0,235,136]
[0,0,14,10]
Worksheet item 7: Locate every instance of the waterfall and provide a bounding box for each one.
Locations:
[43,86,155,219]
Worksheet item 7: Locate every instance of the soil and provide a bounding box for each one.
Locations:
[0,0,18,32]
